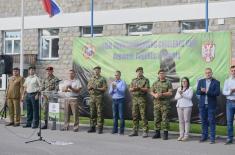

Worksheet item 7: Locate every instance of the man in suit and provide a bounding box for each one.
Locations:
[196,68,220,144]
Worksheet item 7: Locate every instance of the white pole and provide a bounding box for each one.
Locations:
[20,0,24,76]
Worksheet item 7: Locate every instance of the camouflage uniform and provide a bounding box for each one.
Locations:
[41,75,59,121]
[151,79,172,131]
[88,75,107,129]
[130,76,150,133]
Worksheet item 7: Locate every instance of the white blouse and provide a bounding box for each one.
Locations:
[174,87,193,108]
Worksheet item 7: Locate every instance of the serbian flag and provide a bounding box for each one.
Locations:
[42,0,61,17]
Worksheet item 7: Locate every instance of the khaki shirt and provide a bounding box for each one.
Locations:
[130,76,150,96]
[6,76,24,99]
[23,75,41,93]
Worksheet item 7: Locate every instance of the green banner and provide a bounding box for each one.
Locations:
[73,32,231,89]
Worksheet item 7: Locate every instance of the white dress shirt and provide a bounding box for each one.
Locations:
[174,87,193,108]
[223,76,235,100]
[59,79,82,98]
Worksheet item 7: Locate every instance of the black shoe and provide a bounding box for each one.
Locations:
[225,140,233,145]
[129,131,138,137]
[41,124,48,129]
[152,130,161,139]
[13,123,20,127]
[111,130,118,134]
[23,124,31,128]
[5,122,14,126]
[163,131,168,140]
[87,127,96,133]
[41,120,48,129]
[210,140,215,144]
[119,132,124,136]
[32,126,38,129]
[199,137,208,143]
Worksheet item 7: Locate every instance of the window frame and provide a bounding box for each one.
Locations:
[39,29,59,60]
[0,74,7,90]
[180,20,207,33]
[127,23,153,36]
[81,26,103,37]
[4,31,21,55]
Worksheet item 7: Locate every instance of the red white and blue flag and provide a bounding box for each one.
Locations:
[42,0,61,17]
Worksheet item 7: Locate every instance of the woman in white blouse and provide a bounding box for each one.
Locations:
[174,77,193,141]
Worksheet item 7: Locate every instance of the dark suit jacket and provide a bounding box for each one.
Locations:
[196,78,220,109]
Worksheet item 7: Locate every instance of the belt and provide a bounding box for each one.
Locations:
[112,98,124,101]
[27,92,37,95]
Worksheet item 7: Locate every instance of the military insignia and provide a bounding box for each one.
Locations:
[201,42,215,63]
[83,43,96,59]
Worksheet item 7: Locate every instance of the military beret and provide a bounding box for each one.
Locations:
[136,67,143,72]
[93,66,101,70]
[46,66,53,70]
[28,65,36,70]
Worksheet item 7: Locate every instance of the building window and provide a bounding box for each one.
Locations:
[4,31,21,54]
[180,20,206,33]
[39,29,59,60]
[128,23,153,36]
[81,26,103,37]
[0,74,7,90]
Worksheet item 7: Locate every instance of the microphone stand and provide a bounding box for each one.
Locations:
[25,91,51,144]
[25,80,61,144]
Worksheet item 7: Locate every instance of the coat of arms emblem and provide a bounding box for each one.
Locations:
[201,42,215,63]
[83,44,96,59]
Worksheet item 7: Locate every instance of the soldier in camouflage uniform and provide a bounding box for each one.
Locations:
[41,66,59,129]
[150,69,173,140]
[129,67,150,138]
[87,66,107,134]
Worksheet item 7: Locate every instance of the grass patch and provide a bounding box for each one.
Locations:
[20,110,232,136]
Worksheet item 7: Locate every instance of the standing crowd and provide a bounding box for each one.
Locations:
[4,65,235,145]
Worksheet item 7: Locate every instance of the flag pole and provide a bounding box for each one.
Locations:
[20,0,24,76]
[205,0,209,32]
[90,0,94,37]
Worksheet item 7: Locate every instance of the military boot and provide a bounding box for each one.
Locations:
[152,130,161,139]
[163,131,168,140]
[142,132,148,138]
[98,127,103,134]
[129,131,138,137]
[87,126,96,133]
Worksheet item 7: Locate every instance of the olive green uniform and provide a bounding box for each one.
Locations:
[88,76,107,129]
[151,79,172,131]
[130,76,150,133]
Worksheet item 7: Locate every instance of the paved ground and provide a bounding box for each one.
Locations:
[0,121,234,155]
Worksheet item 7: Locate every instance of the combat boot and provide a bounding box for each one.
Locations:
[129,131,138,137]
[163,130,168,140]
[142,132,148,138]
[87,126,96,133]
[98,127,103,134]
[152,130,161,139]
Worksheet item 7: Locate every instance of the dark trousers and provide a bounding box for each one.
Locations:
[112,98,125,133]
[226,100,235,141]
[25,93,39,127]
[199,105,216,141]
